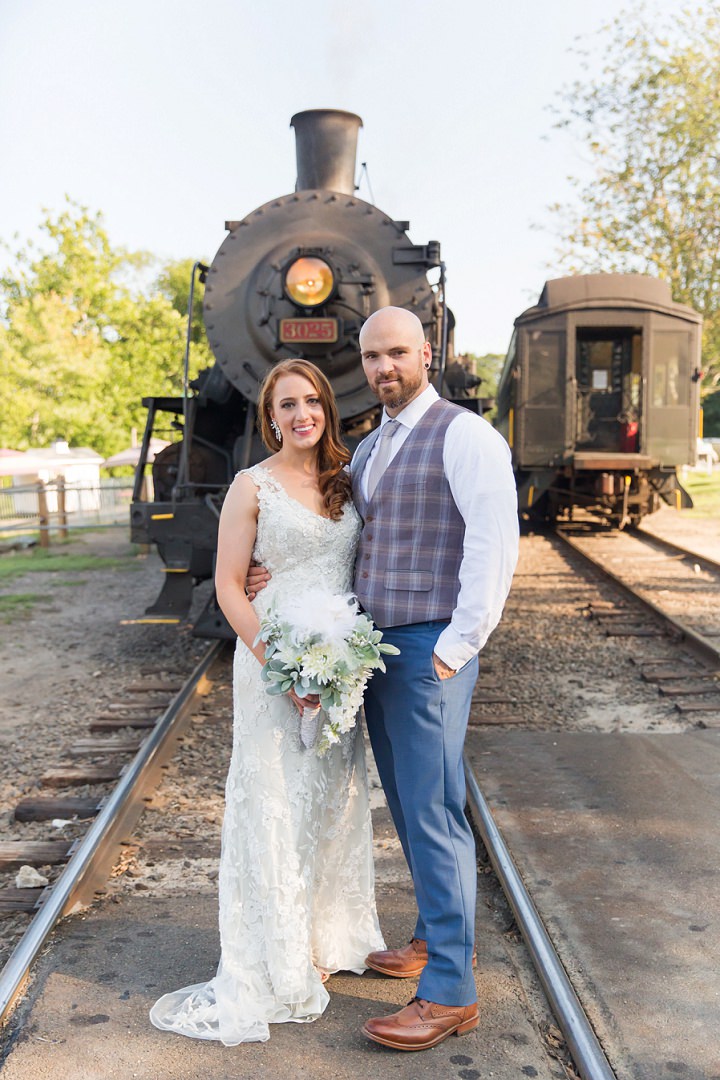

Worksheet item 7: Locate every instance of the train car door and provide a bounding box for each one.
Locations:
[570,316,643,452]
[644,317,697,464]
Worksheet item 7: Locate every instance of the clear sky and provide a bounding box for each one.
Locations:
[0,0,680,355]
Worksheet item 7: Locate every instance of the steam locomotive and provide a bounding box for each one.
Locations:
[495,273,703,526]
[131,109,478,636]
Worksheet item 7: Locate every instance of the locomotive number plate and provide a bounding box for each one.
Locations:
[279,318,338,343]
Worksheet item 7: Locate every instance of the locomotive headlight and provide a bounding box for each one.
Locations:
[284,256,334,307]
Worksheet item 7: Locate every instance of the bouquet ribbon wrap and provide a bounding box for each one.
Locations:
[300,705,323,750]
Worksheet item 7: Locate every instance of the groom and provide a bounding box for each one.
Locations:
[350,306,517,1051]
[248,306,518,1050]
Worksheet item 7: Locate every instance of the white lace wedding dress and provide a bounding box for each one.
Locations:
[150,464,385,1045]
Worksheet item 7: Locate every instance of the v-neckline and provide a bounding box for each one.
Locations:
[254,464,337,524]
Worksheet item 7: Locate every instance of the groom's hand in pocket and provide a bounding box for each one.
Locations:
[432,653,457,680]
[244,561,270,601]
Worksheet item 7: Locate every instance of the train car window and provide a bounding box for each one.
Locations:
[527,331,563,405]
[652,332,689,407]
[520,330,567,463]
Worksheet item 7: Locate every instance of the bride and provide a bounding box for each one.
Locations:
[150,359,385,1045]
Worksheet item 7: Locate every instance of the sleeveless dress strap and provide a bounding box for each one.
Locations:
[239,463,282,494]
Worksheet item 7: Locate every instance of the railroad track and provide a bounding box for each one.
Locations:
[629,525,720,575]
[555,525,720,668]
[0,640,226,1023]
[463,758,615,1080]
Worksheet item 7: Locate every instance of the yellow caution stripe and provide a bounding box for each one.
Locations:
[119,618,181,625]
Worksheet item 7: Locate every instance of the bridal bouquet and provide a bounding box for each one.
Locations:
[254,589,399,754]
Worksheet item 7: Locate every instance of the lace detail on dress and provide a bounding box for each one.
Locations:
[150,463,384,1045]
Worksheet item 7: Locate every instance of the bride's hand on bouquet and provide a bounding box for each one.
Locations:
[244,561,270,601]
[288,687,320,716]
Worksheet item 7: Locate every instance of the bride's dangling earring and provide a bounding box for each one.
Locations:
[270,418,283,443]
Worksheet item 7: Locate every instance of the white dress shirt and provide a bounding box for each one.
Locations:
[359,385,519,670]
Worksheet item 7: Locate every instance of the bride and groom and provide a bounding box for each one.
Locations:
[150,305,519,1051]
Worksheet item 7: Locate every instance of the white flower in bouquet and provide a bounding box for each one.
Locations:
[254,589,399,754]
[300,642,349,684]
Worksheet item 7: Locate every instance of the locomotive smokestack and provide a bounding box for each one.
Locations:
[290,109,363,196]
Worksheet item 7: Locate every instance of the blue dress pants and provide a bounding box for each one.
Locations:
[363,620,478,1006]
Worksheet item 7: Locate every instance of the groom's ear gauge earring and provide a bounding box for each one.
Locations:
[270,417,283,443]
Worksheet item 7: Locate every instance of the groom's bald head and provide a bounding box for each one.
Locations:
[359,306,426,349]
[359,307,433,416]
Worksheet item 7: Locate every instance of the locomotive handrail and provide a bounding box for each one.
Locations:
[436,260,449,393]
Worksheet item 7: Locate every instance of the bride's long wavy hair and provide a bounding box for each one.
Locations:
[257,359,352,520]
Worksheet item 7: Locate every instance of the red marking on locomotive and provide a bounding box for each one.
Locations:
[279,318,338,343]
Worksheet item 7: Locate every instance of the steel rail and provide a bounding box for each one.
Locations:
[628,527,720,575]
[463,758,617,1080]
[0,639,226,1025]
[555,529,720,668]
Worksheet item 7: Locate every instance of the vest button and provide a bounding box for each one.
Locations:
[366,534,373,541]
[366,515,374,522]
[361,571,369,578]
[364,553,370,560]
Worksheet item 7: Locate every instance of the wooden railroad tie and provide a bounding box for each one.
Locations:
[674,699,720,713]
[14,796,101,822]
[641,668,703,682]
[106,701,169,713]
[0,840,74,870]
[124,682,182,693]
[41,765,124,788]
[0,888,47,914]
[658,682,719,697]
[471,694,519,705]
[468,713,526,726]
[90,717,157,732]
[65,737,144,756]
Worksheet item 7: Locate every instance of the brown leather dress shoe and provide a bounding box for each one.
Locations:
[363,997,479,1051]
[365,938,478,978]
[365,938,428,977]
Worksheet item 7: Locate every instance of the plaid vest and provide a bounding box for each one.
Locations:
[351,399,465,628]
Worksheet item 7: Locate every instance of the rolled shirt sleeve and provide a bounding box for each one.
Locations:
[433,412,519,671]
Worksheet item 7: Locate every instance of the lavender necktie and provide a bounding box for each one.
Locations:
[367,419,399,499]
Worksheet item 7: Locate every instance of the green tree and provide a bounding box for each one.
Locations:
[156,257,209,347]
[549,3,720,393]
[0,201,212,456]
[702,388,720,436]
[468,352,505,398]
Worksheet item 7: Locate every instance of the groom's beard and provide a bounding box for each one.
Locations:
[372,365,424,410]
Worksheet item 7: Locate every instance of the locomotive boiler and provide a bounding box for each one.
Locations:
[495,273,703,526]
[130,109,455,636]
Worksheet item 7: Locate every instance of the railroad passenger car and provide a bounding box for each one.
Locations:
[495,274,703,526]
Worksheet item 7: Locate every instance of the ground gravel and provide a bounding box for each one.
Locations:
[2,505,717,967]
[0,528,210,964]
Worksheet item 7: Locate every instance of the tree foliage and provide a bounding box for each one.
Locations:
[0,201,212,456]
[702,387,720,436]
[549,3,720,390]
[467,352,505,397]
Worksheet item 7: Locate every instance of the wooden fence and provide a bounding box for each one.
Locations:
[0,478,135,547]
